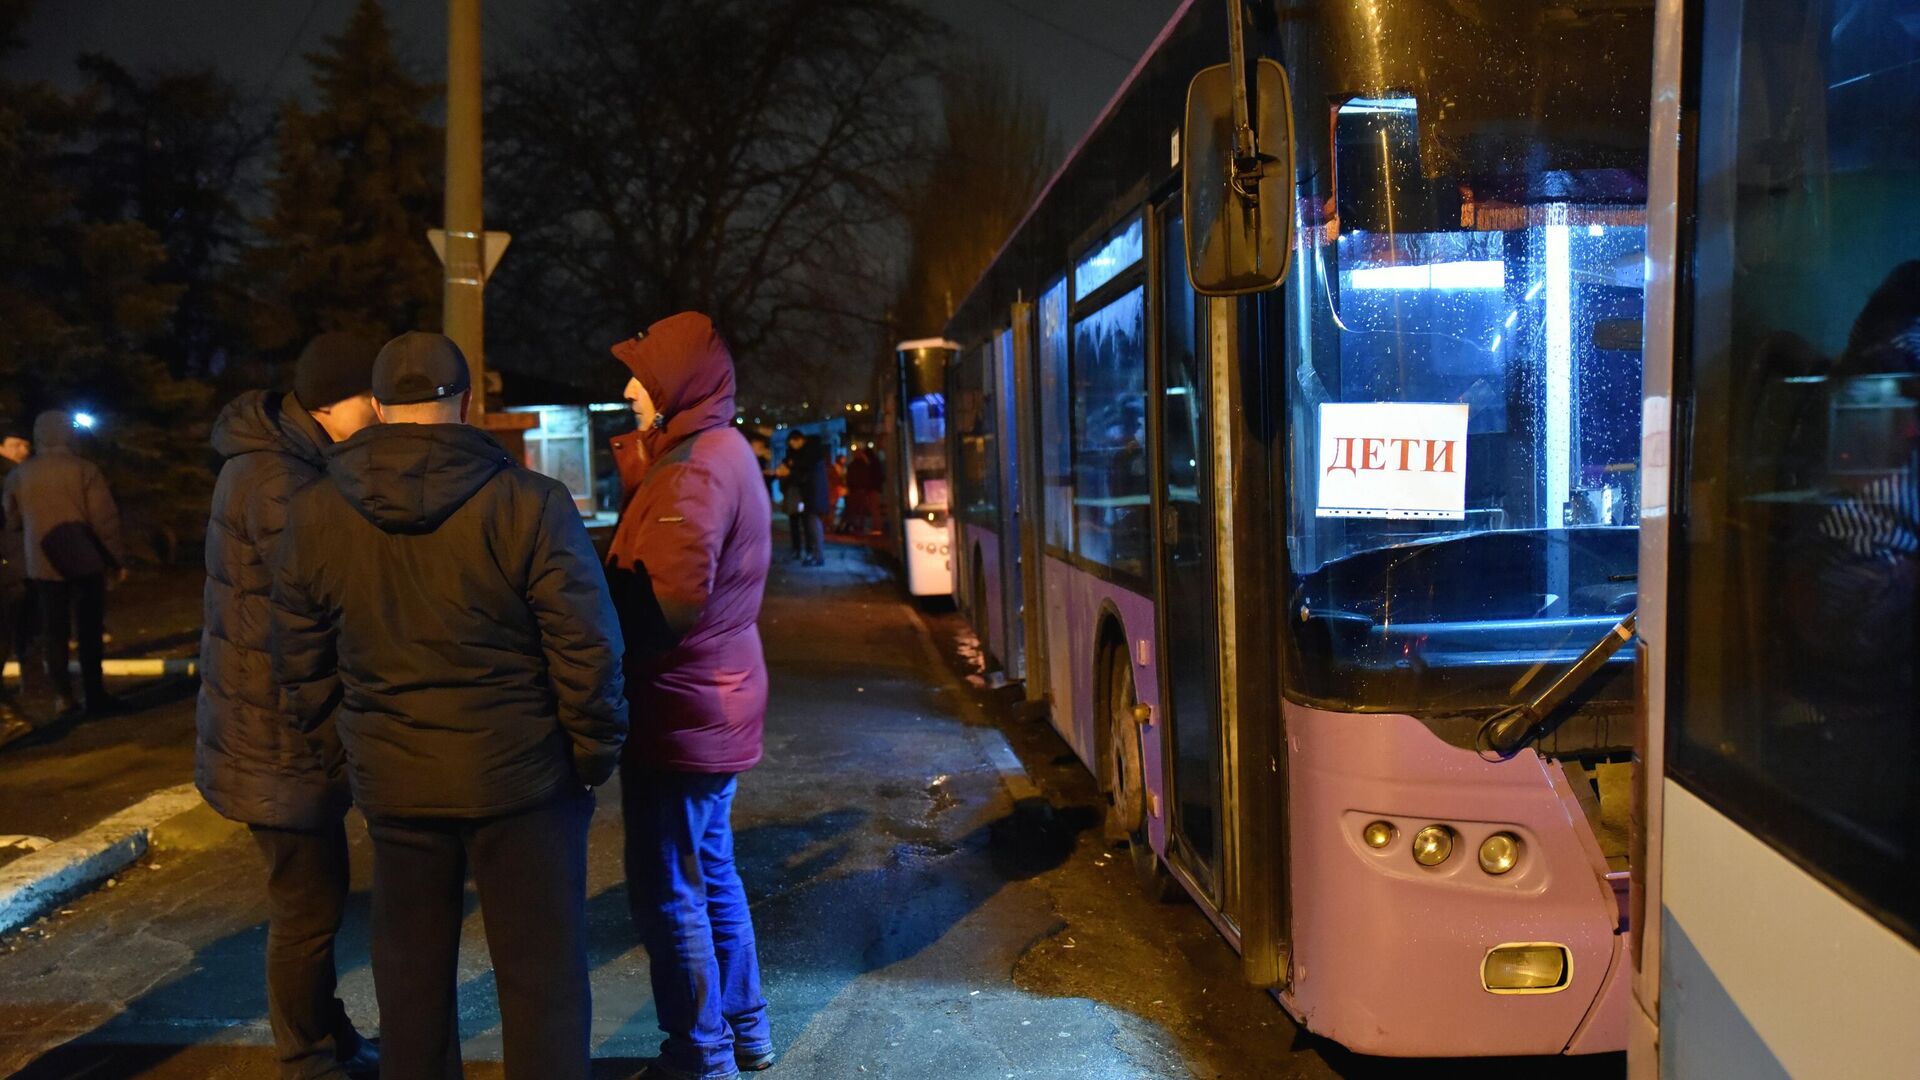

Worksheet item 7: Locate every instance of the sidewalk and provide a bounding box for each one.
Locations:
[0,542,1328,1079]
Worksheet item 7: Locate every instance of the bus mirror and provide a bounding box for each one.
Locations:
[1183,58,1294,296]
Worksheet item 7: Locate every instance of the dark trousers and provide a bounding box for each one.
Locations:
[799,511,824,561]
[251,821,368,1080]
[367,791,594,1080]
[0,582,28,697]
[34,575,104,704]
[622,768,771,1079]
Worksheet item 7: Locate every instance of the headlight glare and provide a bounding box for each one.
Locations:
[1478,832,1521,875]
[1411,825,1453,866]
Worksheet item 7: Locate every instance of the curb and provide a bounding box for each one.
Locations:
[0,784,205,937]
[2,658,198,680]
[904,604,1043,807]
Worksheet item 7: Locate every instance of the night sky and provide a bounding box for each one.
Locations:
[11,0,1187,146]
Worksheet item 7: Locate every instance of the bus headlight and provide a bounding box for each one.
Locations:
[1411,825,1453,866]
[1482,943,1571,993]
[1478,832,1521,875]
[1362,821,1395,849]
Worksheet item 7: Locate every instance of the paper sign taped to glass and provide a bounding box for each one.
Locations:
[1316,402,1470,520]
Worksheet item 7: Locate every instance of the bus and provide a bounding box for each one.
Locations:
[881,339,956,598]
[944,0,1651,1057]
[1629,0,1920,1075]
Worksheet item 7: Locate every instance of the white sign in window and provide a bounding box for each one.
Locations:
[1316,402,1470,520]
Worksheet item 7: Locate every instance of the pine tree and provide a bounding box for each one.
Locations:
[0,0,213,562]
[247,0,441,365]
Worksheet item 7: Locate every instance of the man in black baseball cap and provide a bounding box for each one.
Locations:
[369,329,472,411]
[273,331,627,1079]
[199,330,384,1079]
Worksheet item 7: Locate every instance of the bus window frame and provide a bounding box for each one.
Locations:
[1661,0,1920,951]
[1046,204,1157,597]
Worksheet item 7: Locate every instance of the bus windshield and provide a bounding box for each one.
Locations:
[1282,7,1651,716]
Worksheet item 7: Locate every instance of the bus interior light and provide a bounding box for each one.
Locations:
[1411,825,1454,866]
[1482,944,1571,994]
[1349,260,1504,291]
[1362,821,1395,849]
[1478,832,1521,874]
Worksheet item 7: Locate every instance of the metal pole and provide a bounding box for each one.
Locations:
[444,0,487,417]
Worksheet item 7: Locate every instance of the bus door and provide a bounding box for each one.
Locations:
[995,327,1027,681]
[1152,200,1227,901]
[1011,301,1051,705]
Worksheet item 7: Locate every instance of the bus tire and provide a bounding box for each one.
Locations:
[1101,640,1178,901]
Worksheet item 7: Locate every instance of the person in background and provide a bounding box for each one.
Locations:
[775,432,806,561]
[196,333,383,1080]
[775,431,829,567]
[827,453,847,533]
[272,332,627,1080]
[0,425,32,737]
[1,410,125,722]
[844,444,883,535]
[606,313,775,1080]
[748,434,775,502]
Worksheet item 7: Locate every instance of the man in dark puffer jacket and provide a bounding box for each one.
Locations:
[197,332,382,1080]
[271,332,627,1080]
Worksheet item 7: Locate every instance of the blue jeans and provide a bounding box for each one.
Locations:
[622,768,771,1079]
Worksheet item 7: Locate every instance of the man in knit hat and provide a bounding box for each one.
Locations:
[197,331,383,1079]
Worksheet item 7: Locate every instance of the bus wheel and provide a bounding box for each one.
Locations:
[1103,645,1178,899]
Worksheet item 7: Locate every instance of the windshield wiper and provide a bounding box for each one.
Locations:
[1480,612,1637,758]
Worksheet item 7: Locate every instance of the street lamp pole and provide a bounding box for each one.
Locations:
[438,0,506,419]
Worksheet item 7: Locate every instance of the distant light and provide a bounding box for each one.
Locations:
[1349,260,1504,291]
[73,412,96,430]
[1339,96,1417,115]
[735,417,745,424]
[1588,224,1605,237]
[1490,333,1503,351]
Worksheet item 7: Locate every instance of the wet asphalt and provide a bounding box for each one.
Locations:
[0,539,1624,1079]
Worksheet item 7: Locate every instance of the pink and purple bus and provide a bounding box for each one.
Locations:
[942,0,1650,1057]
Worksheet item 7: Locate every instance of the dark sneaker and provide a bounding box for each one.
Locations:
[84,693,128,718]
[336,1037,380,1080]
[630,1061,739,1080]
[736,1047,776,1072]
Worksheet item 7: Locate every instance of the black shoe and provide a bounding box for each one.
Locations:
[736,1047,776,1072]
[335,1034,379,1080]
[0,704,33,747]
[83,693,127,718]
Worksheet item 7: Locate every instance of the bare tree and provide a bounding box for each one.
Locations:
[487,0,940,409]
[893,56,1058,341]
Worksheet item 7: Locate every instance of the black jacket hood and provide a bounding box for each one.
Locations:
[327,422,513,534]
[210,391,328,469]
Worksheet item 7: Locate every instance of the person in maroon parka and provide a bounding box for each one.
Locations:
[606,312,775,1080]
